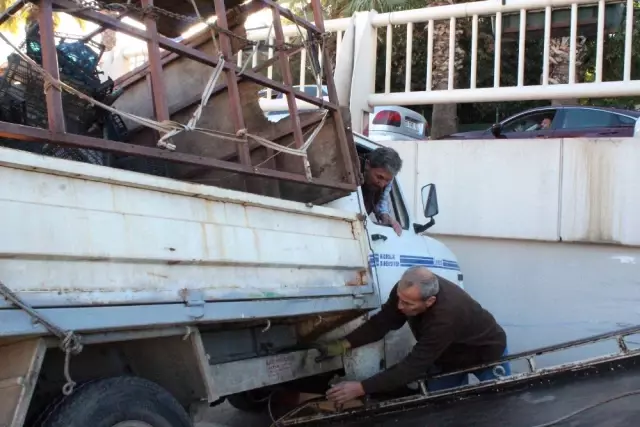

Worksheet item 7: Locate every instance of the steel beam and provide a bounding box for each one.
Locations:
[213,0,251,166]
[271,6,306,172]
[259,0,321,34]
[0,121,357,191]
[309,0,357,185]
[39,0,66,133]
[140,0,171,148]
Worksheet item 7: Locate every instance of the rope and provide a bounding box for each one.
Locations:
[0,29,325,159]
[0,281,83,395]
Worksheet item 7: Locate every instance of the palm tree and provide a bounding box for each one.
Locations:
[547,35,588,105]
[1,1,86,36]
[428,0,467,138]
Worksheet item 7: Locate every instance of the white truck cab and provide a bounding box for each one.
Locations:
[327,133,463,369]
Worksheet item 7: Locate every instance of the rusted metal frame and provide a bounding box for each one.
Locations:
[115,30,214,90]
[271,6,309,177]
[258,0,321,35]
[0,121,357,191]
[181,113,326,180]
[79,11,129,43]
[213,0,251,166]
[51,0,338,111]
[140,0,171,148]
[309,0,357,186]
[169,45,305,116]
[0,0,26,26]
[114,6,294,91]
[38,0,66,133]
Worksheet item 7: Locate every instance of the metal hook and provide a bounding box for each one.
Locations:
[261,319,271,333]
[492,365,507,378]
[182,326,193,340]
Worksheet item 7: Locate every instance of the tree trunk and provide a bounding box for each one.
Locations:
[429,0,464,139]
[547,36,587,105]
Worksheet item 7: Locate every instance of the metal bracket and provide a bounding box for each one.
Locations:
[182,289,205,319]
[352,295,365,308]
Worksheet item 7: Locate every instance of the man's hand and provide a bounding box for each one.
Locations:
[391,219,402,236]
[326,381,365,405]
[380,214,402,236]
[314,339,350,362]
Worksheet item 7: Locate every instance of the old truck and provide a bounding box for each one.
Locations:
[0,0,462,426]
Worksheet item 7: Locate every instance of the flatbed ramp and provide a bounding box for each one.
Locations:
[279,326,640,427]
[342,356,640,427]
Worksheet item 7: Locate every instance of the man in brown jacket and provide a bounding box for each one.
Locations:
[319,266,510,405]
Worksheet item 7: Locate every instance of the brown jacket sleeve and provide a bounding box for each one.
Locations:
[360,314,458,394]
[345,285,406,349]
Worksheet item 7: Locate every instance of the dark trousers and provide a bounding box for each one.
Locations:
[427,346,512,392]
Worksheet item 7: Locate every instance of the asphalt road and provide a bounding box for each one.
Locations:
[194,402,271,427]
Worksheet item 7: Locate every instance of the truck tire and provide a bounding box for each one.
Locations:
[39,377,191,427]
[226,389,271,413]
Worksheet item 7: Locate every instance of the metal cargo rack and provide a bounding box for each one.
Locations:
[0,0,359,200]
[275,324,640,426]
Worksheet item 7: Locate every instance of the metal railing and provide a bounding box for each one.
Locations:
[247,0,638,109]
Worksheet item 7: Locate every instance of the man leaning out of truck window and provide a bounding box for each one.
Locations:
[361,147,403,236]
[317,266,511,404]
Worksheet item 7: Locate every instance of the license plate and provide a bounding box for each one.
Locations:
[405,119,424,134]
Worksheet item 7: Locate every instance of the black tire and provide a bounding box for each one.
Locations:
[40,376,192,427]
[226,390,271,413]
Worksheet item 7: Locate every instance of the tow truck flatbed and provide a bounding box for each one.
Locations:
[279,325,640,427]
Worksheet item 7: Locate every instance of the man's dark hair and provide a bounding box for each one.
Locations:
[367,147,403,176]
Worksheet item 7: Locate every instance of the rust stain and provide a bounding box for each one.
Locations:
[582,141,617,243]
[345,269,368,286]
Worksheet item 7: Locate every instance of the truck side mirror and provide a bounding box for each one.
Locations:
[421,183,439,218]
[490,123,502,137]
[413,184,439,234]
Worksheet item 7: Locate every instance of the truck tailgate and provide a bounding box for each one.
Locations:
[0,147,371,309]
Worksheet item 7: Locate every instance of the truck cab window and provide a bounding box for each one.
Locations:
[389,180,409,230]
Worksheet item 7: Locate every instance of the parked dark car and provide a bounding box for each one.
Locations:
[438,106,640,140]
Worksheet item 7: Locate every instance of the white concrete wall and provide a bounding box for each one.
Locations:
[441,235,640,369]
[561,138,640,245]
[383,138,640,246]
[379,137,640,369]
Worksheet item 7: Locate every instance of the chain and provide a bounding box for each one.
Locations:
[62,0,326,51]
[0,280,83,396]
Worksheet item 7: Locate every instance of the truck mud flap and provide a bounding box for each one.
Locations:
[0,339,46,427]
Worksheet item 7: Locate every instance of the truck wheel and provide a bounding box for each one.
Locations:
[226,389,271,413]
[39,377,191,427]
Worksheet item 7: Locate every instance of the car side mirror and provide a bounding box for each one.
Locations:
[413,184,439,234]
[490,123,502,137]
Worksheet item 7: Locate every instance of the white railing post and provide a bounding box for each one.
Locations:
[349,11,378,133]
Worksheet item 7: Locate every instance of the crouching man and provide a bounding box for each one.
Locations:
[317,266,510,404]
